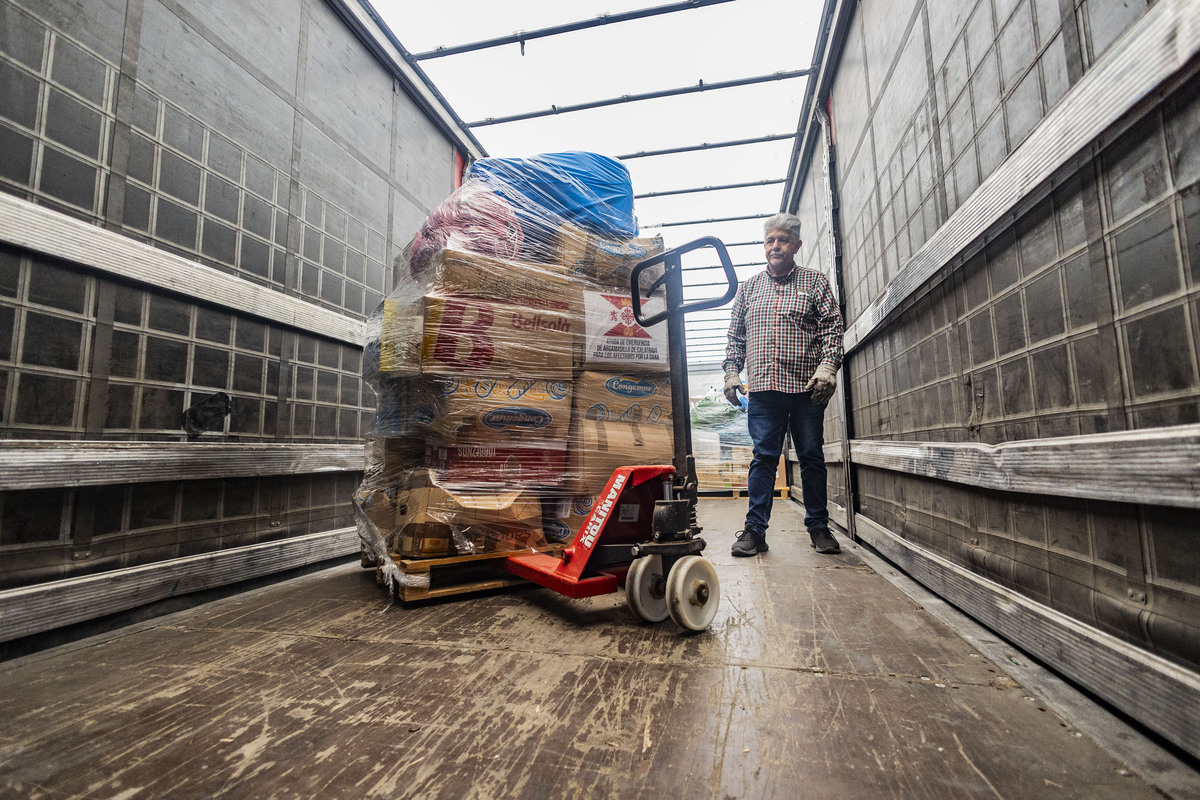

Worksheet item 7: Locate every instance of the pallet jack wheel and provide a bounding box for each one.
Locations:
[626,555,670,623]
[666,555,720,631]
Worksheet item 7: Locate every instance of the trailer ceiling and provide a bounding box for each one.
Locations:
[369,0,825,368]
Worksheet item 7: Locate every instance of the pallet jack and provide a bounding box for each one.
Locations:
[504,237,738,630]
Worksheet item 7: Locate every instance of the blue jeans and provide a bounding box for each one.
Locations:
[745,390,828,535]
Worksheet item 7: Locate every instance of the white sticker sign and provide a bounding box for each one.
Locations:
[582,290,668,371]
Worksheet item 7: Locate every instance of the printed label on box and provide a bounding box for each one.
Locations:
[581,291,668,372]
[421,295,575,379]
[434,377,573,442]
[427,440,569,486]
[573,371,671,424]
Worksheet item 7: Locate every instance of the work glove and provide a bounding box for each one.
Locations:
[805,363,838,405]
[723,370,746,408]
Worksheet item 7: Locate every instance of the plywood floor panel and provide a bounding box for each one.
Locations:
[0,499,1167,799]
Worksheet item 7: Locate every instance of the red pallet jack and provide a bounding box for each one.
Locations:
[504,237,738,630]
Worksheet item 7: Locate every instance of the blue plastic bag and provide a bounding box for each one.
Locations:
[466,152,637,239]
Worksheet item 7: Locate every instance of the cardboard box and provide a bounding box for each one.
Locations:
[572,371,672,425]
[540,493,600,544]
[426,439,569,487]
[379,294,579,378]
[419,295,577,379]
[396,523,454,559]
[483,528,548,553]
[578,289,669,373]
[356,487,397,532]
[555,224,665,289]
[692,467,736,490]
[368,436,426,486]
[389,470,547,557]
[431,248,575,312]
[378,296,423,376]
[567,417,673,494]
[434,376,573,443]
[373,377,442,438]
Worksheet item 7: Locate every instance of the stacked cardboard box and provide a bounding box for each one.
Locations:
[357,222,676,562]
[357,470,545,558]
[550,227,674,541]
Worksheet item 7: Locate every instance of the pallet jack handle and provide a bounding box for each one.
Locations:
[629,236,738,327]
[629,237,738,492]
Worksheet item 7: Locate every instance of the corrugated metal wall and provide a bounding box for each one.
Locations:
[787,0,1200,757]
[0,0,465,617]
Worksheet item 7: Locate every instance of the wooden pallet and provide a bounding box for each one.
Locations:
[376,545,566,603]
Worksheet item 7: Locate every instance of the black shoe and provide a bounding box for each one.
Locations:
[732,528,768,557]
[810,528,841,554]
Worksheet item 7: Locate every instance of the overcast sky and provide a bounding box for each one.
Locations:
[372,0,823,364]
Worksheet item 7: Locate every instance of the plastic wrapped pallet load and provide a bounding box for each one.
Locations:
[356,152,676,592]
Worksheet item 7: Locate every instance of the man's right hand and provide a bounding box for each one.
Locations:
[723,371,745,408]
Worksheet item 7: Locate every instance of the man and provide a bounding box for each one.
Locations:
[722,213,844,557]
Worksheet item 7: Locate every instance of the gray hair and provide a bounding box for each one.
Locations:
[763,213,802,240]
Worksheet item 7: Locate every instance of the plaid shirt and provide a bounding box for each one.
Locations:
[722,266,844,393]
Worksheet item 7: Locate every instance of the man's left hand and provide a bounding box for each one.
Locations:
[805,363,838,405]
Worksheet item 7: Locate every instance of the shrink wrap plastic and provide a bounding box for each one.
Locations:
[356,153,676,589]
[689,390,785,492]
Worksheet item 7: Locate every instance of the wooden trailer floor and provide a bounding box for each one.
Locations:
[0,499,1180,799]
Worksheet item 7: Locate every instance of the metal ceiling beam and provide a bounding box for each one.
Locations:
[682,306,736,316]
[467,69,811,127]
[635,178,784,199]
[617,132,796,160]
[684,314,735,323]
[685,276,763,289]
[410,0,736,60]
[679,261,763,270]
[642,213,771,228]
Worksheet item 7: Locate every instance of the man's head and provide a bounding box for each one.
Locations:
[763,213,802,275]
